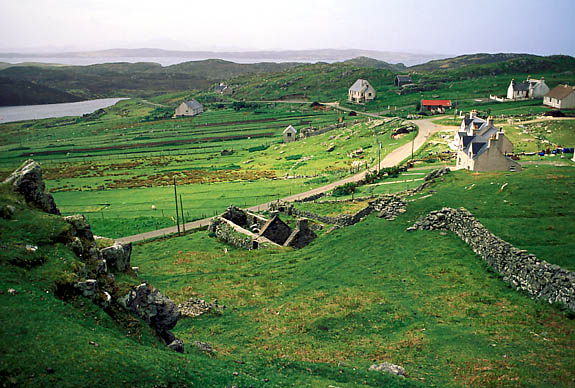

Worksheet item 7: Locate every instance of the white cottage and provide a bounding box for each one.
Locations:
[175,99,204,117]
[348,79,376,103]
[543,85,575,109]
[506,76,549,100]
[455,111,521,172]
[283,125,297,143]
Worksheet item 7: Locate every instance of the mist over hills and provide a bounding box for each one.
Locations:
[0,48,446,67]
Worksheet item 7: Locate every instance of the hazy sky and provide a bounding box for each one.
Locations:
[1,0,574,55]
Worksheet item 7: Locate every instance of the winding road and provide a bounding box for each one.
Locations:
[117,117,441,243]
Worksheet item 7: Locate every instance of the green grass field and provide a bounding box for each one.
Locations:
[128,164,575,388]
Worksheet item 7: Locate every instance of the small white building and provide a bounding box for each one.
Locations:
[348,79,376,103]
[506,76,549,100]
[175,99,204,117]
[214,83,233,95]
[283,125,297,143]
[543,84,575,109]
[455,111,521,172]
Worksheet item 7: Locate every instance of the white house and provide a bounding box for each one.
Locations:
[506,76,549,100]
[455,111,521,172]
[175,99,204,117]
[283,125,297,143]
[543,85,575,109]
[348,79,376,103]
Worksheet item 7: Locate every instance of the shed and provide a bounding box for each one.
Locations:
[283,125,297,143]
[394,75,412,87]
[420,100,452,114]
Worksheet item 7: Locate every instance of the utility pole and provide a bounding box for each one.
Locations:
[378,142,381,173]
[173,176,180,235]
[411,129,415,166]
[179,194,185,234]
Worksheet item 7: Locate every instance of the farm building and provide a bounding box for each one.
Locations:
[394,75,412,87]
[455,111,521,172]
[283,125,297,143]
[507,76,549,100]
[175,99,204,117]
[214,83,233,95]
[420,100,452,114]
[348,79,376,103]
[543,84,575,109]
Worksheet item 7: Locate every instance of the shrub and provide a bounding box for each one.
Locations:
[332,182,357,197]
[285,154,303,161]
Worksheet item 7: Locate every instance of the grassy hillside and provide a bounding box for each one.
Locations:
[0,76,83,106]
[131,164,575,388]
[0,59,301,105]
[0,183,422,387]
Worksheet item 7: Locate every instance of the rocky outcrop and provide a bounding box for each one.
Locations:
[410,167,450,194]
[100,241,132,272]
[3,159,60,215]
[409,207,575,312]
[119,283,182,346]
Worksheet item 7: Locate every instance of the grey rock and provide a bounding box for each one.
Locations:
[369,362,406,377]
[0,204,16,219]
[100,241,132,272]
[193,341,215,354]
[3,159,60,215]
[168,338,185,353]
[119,283,180,340]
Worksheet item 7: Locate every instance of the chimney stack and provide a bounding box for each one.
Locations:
[487,116,494,126]
[470,109,477,119]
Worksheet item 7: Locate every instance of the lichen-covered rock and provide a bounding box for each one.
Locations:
[119,283,180,341]
[192,341,215,355]
[100,241,132,272]
[3,159,60,215]
[369,362,406,377]
[74,279,98,298]
[167,338,185,353]
[63,215,102,263]
[0,204,16,219]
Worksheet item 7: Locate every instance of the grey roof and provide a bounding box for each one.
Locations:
[395,75,412,81]
[214,85,226,92]
[184,99,203,109]
[349,79,371,92]
[512,81,530,92]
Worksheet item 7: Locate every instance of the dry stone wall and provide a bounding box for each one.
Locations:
[409,207,575,312]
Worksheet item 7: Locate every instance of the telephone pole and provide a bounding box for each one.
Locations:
[173,176,180,235]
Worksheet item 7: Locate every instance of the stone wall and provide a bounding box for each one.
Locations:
[271,195,407,226]
[208,217,257,250]
[409,207,575,312]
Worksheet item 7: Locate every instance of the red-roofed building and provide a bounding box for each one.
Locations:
[420,99,452,114]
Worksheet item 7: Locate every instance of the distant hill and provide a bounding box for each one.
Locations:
[0,77,82,106]
[409,53,575,75]
[342,56,406,71]
[0,59,302,106]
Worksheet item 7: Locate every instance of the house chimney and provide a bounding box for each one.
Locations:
[470,109,477,119]
[487,116,494,126]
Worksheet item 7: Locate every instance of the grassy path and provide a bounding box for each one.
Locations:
[117,118,441,243]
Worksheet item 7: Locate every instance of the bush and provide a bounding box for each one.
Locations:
[285,154,303,161]
[332,182,357,197]
[248,144,270,153]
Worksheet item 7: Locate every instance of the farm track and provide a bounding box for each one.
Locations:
[118,117,441,244]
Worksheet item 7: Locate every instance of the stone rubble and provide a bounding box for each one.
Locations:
[178,298,225,318]
[369,362,406,377]
[409,207,575,312]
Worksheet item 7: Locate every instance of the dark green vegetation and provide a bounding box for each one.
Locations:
[0,76,83,106]
[0,59,300,105]
[0,183,422,387]
[130,165,575,388]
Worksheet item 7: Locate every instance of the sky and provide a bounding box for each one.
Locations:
[1,0,574,55]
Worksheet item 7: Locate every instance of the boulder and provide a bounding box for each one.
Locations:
[3,159,60,215]
[0,204,16,219]
[119,283,180,341]
[192,341,215,355]
[369,362,406,377]
[167,338,185,353]
[100,241,132,272]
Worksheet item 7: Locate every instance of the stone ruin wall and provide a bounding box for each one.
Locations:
[409,207,575,312]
